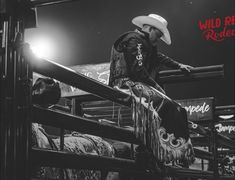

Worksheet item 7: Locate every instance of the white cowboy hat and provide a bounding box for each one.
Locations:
[132,14,171,45]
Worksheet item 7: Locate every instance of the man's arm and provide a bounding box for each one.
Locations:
[157,52,193,72]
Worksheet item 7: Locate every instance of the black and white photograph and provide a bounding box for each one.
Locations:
[0,0,234,179]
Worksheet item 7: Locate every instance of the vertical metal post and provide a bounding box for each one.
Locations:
[211,98,219,177]
[208,98,219,177]
[201,159,204,170]
[0,12,32,180]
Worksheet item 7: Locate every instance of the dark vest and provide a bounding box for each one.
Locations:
[108,32,132,86]
[108,31,159,87]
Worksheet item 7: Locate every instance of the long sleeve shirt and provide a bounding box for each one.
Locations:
[109,30,181,87]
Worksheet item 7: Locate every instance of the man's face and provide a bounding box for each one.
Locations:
[149,27,163,46]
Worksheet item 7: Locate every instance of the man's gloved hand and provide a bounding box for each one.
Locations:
[179,64,194,73]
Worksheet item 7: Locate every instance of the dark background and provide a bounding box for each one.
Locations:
[25,0,234,106]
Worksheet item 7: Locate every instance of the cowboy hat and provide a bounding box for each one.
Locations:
[132,14,171,45]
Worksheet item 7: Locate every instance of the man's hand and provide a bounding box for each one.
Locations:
[179,64,194,73]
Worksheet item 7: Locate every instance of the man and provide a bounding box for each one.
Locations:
[108,14,195,166]
[109,14,193,93]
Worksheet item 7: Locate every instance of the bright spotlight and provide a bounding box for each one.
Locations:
[29,37,55,59]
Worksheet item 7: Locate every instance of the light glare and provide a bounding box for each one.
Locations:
[29,37,55,59]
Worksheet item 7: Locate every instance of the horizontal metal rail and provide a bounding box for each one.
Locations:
[191,135,235,149]
[33,106,217,161]
[30,0,80,7]
[193,148,214,161]
[32,148,216,178]
[159,65,224,77]
[60,65,224,98]
[164,165,214,179]
[216,120,235,124]
[191,136,210,147]
[189,122,211,137]
[218,150,235,155]
[160,70,224,84]
[215,105,235,116]
[50,104,71,113]
[217,176,235,180]
[216,134,235,149]
[216,105,235,111]
[23,50,131,106]
[83,108,131,114]
[31,148,147,173]
[32,105,140,144]
[85,114,132,119]
[159,64,224,84]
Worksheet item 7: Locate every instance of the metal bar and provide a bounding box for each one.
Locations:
[22,50,131,106]
[193,148,214,161]
[159,65,224,76]
[60,128,64,151]
[201,159,204,170]
[85,114,131,119]
[217,177,235,180]
[50,104,71,113]
[188,122,211,137]
[0,17,32,180]
[216,134,235,149]
[60,65,224,98]
[216,119,235,123]
[164,165,214,178]
[191,136,209,146]
[82,100,125,106]
[30,0,80,7]
[215,105,235,116]
[68,93,105,101]
[190,123,235,148]
[32,105,140,144]
[83,108,131,114]
[31,148,147,173]
[32,148,216,178]
[211,98,219,177]
[215,105,235,111]
[160,71,224,84]
[217,150,235,155]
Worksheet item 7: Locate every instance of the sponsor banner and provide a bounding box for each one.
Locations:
[71,63,110,85]
[176,97,214,121]
[215,120,235,139]
[33,63,110,97]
